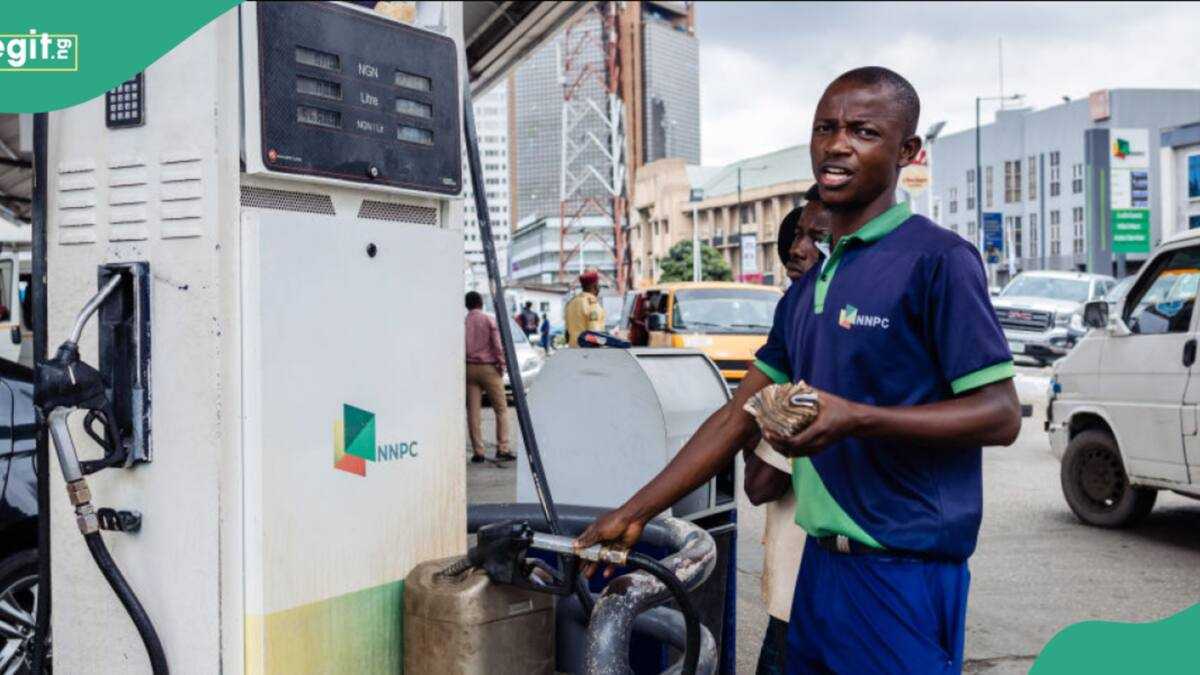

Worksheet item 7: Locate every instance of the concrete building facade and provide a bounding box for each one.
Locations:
[919,89,1200,281]
[463,84,511,292]
[509,215,617,285]
[1159,121,1200,237]
[629,145,815,288]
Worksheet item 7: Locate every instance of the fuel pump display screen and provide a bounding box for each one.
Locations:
[254,2,461,194]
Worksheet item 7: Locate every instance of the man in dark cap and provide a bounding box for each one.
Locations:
[564,268,605,348]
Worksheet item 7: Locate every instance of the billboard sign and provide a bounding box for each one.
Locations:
[740,232,758,275]
[1109,128,1151,253]
[983,212,1003,263]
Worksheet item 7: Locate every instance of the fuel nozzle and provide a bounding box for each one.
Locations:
[35,275,128,474]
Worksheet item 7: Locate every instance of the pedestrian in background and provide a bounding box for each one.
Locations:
[464,291,515,464]
[519,301,539,337]
[540,312,552,354]
[564,268,605,347]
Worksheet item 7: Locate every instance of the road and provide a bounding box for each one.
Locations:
[465,362,1200,674]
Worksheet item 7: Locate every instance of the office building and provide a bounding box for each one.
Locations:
[463,84,510,291]
[509,215,616,285]
[921,88,1200,280]
[629,145,815,287]
[509,1,699,237]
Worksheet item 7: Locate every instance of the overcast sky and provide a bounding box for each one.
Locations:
[695,2,1200,166]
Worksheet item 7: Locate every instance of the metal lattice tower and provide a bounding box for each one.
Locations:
[557,2,628,291]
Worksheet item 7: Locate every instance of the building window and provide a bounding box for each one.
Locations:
[1190,214,1200,229]
[1050,210,1061,256]
[1049,151,1061,197]
[966,221,977,244]
[1004,160,1022,203]
[966,169,976,211]
[985,166,994,207]
[1071,163,1084,194]
[740,204,753,224]
[1028,156,1037,201]
[1007,215,1022,258]
[949,187,958,214]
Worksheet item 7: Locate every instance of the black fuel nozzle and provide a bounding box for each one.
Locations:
[468,520,579,596]
[35,275,128,474]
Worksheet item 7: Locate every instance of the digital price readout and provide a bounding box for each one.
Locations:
[252,2,461,194]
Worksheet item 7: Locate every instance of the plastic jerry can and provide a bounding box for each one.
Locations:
[405,556,556,674]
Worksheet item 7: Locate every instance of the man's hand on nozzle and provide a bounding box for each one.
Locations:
[573,507,646,579]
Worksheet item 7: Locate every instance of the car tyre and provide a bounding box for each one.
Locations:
[1061,429,1157,527]
[0,549,48,673]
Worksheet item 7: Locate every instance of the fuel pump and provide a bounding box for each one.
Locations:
[45,3,469,672]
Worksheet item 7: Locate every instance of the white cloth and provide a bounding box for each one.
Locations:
[754,441,806,621]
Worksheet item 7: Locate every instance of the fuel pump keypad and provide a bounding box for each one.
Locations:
[105,72,144,128]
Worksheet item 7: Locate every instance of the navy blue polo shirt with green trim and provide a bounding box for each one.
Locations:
[755,202,1013,561]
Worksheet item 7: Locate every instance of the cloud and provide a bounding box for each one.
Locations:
[697,2,1200,165]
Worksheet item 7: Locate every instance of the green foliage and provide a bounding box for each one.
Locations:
[657,241,732,282]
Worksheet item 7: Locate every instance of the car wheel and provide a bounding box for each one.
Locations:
[1061,429,1157,527]
[0,549,48,673]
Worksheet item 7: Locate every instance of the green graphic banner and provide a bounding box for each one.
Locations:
[1112,208,1151,254]
[0,0,240,112]
[1031,603,1200,673]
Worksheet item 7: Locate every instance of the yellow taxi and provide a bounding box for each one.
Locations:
[629,281,783,384]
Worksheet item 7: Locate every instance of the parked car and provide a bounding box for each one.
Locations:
[1047,228,1200,527]
[992,270,1116,366]
[501,315,544,394]
[625,281,782,384]
[0,357,40,670]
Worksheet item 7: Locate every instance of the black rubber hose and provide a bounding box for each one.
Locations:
[461,81,594,617]
[625,552,702,675]
[83,532,168,675]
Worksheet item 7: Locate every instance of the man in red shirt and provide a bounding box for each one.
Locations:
[464,291,514,464]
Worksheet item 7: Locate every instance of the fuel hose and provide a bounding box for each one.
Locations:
[461,80,595,617]
[623,552,702,675]
[84,531,169,674]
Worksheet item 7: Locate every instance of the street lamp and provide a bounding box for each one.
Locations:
[975,93,1023,284]
[735,164,768,281]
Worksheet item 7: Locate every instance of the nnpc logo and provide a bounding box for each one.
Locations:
[838,304,890,330]
[333,404,419,477]
[0,30,78,71]
[1112,138,1144,160]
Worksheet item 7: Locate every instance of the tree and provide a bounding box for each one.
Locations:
[656,241,732,283]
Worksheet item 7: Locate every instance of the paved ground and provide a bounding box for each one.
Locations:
[465,361,1200,674]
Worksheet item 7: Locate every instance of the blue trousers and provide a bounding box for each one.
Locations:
[786,538,970,674]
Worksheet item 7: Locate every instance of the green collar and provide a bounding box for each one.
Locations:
[834,201,911,247]
[813,201,911,314]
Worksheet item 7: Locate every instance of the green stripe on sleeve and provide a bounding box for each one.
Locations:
[950,360,1015,395]
[753,359,790,384]
[792,457,883,549]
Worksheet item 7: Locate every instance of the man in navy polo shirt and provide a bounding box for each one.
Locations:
[577,66,1020,674]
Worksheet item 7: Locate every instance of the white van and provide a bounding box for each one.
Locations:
[1047,229,1200,527]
